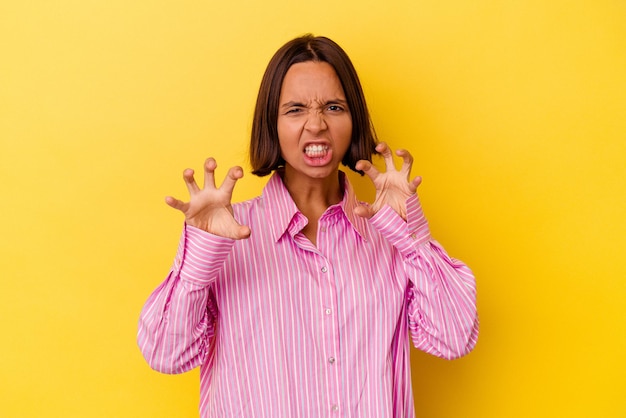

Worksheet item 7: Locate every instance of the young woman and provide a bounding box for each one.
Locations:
[138,34,478,418]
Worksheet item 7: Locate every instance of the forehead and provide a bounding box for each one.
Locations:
[279,61,345,100]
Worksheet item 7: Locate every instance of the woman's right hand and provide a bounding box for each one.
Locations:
[165,158,251,240]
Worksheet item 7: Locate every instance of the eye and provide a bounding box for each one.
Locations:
[327,104,344,112]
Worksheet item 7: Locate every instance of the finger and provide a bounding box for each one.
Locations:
[182,169,200,194]
[376,142,396,172]
[165,196,189,212]
[395,148,414,177]
[353,203,374,219]
[355,159,380,182]
[203,158,218,190]
[219,166,244,194]
[234,225,251,240]
[409,175,422,194]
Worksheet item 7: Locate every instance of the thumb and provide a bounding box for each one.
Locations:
[165,196,188,212]
[234,225,252,240]
[353,203,374,219]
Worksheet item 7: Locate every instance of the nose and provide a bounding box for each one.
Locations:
[304,110,327,133]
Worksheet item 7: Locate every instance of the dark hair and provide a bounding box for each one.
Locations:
[250,34,378,176]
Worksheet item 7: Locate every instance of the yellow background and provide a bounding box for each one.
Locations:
[1,0,625,417]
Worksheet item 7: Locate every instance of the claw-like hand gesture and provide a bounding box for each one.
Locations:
[354,142,422,220]
[165,158,251,240]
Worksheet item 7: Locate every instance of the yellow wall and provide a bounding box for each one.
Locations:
[1,1,624,417]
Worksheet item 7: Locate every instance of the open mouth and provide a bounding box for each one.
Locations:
[304,144,329,158]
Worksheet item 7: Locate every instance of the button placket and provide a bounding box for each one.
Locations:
[315,249,340,417]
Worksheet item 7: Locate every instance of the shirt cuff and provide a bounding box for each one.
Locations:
[368,194,431,257]
[173,224,235,286]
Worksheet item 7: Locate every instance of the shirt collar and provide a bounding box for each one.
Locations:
[261,171,369,243]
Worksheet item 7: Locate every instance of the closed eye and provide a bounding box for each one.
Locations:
[281,102,306,115]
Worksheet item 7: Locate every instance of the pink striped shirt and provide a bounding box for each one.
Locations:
[138,172,478,418]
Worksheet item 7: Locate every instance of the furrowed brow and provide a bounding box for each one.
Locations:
[280,101,305,108]
[326,98,348,105]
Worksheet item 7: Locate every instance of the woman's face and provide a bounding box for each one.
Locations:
[277,61,352,181]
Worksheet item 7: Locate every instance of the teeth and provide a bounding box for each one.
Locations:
[305,144,328,157]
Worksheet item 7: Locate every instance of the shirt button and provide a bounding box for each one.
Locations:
[321,266,328,273]
[325,308,332,315]
[331,404,339,412]
[328,356,336,364]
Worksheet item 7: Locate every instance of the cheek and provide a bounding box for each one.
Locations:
[277,120,299,158]
[278,117,307,140]
[346,124,353,140]
[277,118,297,140]
[337,120,353,146]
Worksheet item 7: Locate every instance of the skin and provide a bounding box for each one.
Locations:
[275,61,353,243]
[165,61,422,244]
[277,61,353,187]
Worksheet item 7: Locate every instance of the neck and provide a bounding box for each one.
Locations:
[280,167,343,213]
[279,167,344,247]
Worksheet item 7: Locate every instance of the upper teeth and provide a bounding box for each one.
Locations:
[305,145,327,154]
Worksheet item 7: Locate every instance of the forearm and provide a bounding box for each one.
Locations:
[137,225,234,373]
[137,270,213,373]
[369,194,479,359]
[404,240,478,359]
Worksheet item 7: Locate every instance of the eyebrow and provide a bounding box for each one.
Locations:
[280,99,348,109]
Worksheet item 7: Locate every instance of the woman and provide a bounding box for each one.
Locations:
[138,34,478,418]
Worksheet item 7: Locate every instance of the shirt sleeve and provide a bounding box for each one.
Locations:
[369,194,479,360]
[137,224,235,374]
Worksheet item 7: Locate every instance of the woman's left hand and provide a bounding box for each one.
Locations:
[354,142,422,220]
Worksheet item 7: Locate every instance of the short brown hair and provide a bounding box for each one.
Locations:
[250,34,378,176]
